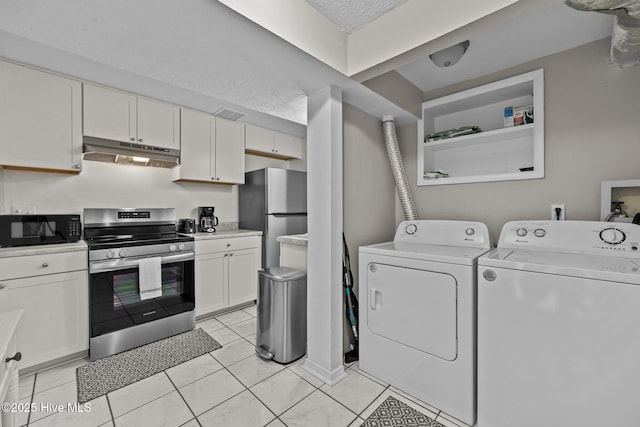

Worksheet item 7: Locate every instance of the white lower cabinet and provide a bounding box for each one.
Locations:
[0,311,21,427]
[195,236,261,318]
[0,252,88,372]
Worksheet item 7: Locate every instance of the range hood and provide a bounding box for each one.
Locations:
[83,137,180,168]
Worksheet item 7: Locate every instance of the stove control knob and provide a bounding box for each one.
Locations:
[119,249,129,258]
[178,243,186,250]
[106,250,115,259]
[516,228,528,237]
[169,244,177,251]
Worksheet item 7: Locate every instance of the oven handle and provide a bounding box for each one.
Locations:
[89,251,194,274]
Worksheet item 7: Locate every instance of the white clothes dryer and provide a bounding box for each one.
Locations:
[478,221,640,427]
[359,220,491,425]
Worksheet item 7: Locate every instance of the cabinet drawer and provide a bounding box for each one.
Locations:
[0,251,87,281]
[196,236,260,255]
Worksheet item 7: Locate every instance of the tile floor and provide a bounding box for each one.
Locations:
[15,304,471,427]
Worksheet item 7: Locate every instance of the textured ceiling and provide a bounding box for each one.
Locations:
[305,0,408,33]
[0,0,619,134]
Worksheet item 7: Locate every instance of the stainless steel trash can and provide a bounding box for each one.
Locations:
[256,267,307,364]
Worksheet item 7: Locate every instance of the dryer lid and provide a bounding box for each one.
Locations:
[360,241,490,265]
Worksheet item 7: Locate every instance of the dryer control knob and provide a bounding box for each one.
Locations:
[405,223,417,235]
[516,228,528,237]
[534,228,546,238]
[119,249,129,257]
[169,244,177,251]
[465,228,475,236]
[106,250,115,259]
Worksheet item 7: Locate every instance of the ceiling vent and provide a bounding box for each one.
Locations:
[214,108,245,121]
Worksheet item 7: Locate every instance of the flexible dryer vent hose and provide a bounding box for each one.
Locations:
[382,116,418,221]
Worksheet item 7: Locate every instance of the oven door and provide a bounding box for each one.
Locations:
[89,252,195,338]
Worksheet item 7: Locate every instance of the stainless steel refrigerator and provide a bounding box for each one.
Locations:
[239,168,307,268]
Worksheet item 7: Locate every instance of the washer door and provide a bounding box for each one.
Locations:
[366,262,457,361]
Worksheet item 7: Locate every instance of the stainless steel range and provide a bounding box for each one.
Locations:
[84,208,195,361]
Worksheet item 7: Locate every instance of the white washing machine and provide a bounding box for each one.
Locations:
[359,220,491,425]
[478,220,640,427]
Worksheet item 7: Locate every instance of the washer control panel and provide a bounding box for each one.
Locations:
[499,221,640,256]
[394,220,491,248]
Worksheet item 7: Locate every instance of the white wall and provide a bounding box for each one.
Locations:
[1,148,306,221]
[395,38,640,243]
[342,103,397,352]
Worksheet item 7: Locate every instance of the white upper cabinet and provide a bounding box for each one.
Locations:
[0,60,82,173]
[215,117,245,184]
[83,84,180,150]
[245,124,302,159]
[178,108,213,181]
[418,69,544,186]
[173,109,244,184]
[274,131,303,159]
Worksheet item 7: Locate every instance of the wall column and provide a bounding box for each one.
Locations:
[302,86,347,384]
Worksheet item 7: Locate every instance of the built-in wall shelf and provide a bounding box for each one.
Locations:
[418,69,544,186]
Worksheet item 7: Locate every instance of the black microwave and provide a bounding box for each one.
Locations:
[0,214,82,247]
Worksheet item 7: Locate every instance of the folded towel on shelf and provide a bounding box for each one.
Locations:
[426,125,481,142]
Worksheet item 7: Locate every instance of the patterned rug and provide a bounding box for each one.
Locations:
[76,328,222,403]
[362,396,445,427]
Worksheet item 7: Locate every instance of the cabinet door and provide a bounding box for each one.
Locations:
[83,83,136,143]
[137,97,180,149]
[0,271,88,370]
[214,118,245,184]
[274,132,302,159]
[195,252,228,317]
[244,123,274,154]
[178,108,213,181]
[0,61,82,172]
[228,248,259,307]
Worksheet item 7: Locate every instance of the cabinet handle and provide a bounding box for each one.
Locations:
[226,243,231,247]
[229,253,234,257]
[73,164,81,169]
[130,137,136,142]
[0,284,5,290]
[211,177,215,181]
[224,254,228,257]
[41,262,49,268]
[5,352,21,364]
[138,138,143,142]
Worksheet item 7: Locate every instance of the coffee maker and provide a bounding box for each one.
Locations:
[198,206,219,233]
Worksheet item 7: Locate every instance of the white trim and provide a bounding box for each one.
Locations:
[301,358,348,386]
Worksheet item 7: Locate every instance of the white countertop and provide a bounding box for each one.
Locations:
[276,233,308,246]
[0,241,88,259]
[186,229,263,241]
